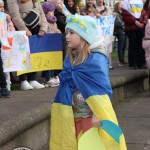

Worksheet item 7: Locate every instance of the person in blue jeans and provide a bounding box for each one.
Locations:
[114,2,128,66]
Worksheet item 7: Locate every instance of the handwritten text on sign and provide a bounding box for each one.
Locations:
[95,15,115,53]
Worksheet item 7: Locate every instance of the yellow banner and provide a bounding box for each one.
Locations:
[17,51,63,76]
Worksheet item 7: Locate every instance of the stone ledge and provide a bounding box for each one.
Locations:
[0,103,51,147]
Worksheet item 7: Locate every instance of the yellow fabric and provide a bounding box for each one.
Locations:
[130,4,142,13]
[86,95,127,150]
[50,103,77,150]
[17,51,62,75]
[50,95,127,150]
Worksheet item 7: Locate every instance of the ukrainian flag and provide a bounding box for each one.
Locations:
[50,52,127,150]
[17,33,63,75]
[130,4,143,13]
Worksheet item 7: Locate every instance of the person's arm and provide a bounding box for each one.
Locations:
[7,0,29,31]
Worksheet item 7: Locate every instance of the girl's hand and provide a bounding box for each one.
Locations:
[38,30,45,37]
[91,114,101,128]
[26,31,32,37]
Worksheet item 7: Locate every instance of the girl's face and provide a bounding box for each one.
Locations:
[0,2,4,12]
[47,11,54,17]
[66,29,81,49]
[86,0,94,7]
[68,0,74,8]
[96,0,104,6]
[56,1,63,11]
[118,2,122,11]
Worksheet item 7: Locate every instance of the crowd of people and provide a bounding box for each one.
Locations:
[0,0,149,95]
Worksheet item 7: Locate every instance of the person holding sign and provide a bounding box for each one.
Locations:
[95,0,115,70]
[50,14,127,150]
[122,0,149,69]
[7,0,48,90]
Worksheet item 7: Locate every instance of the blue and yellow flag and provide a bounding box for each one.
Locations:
[50,52,127,150]
[17,33,63,75]
[123,0,143,19]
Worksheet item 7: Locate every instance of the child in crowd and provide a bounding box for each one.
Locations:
[50,14,127,150]
[48,0,67,77]
[64,0,80,15]
[41,1,61,87]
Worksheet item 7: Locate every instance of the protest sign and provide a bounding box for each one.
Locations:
[17,34,63,75]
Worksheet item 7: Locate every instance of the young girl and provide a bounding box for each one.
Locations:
[81,0,99,17]
[50,14,127,150]
[64,0,80,15]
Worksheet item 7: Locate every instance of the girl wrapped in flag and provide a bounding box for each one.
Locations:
[50,14,127,150]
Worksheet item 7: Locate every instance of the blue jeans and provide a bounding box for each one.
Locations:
[115,33,127,62]
[42,70,54,82]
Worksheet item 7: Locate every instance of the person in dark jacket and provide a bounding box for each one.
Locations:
[122,0,149,69]
[114,2,127,66]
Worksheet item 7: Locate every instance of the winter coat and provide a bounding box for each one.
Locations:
[142,22,150,69]
[95,4,112,16]
[114,11,125,35]
[7,0,48,33]
[47,23,61,33]
[122,8,149,31]
[54,9,66,33]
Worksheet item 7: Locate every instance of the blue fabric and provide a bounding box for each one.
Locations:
[54,52,112,106]
[101,120,123,144]
[29,34,62,53]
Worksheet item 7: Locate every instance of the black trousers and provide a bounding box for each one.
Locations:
[0,55,7,88]
[126,29,145,68]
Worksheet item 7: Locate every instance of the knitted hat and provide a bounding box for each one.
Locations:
[65,15,98,45]
[42,1,55,14]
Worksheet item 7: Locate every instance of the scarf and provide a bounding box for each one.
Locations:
[123,0,143,19]
[46,15,57,24]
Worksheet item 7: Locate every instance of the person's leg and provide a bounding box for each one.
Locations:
[0,56,7,88]
[27,72,45,89]
[19,74,33,90]
[116,33,126,63]
[136,29,146,68]
[126,31,138,68]
[4,72,11,91]
[0,56,10,97]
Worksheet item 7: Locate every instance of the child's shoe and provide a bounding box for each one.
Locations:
[47,78,59,87]
[29,80,45,89]
[0,87,11,98]
[54,76,60,84]
[21,80,33,90]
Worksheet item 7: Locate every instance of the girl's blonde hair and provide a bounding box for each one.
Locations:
[67,38,90,66]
